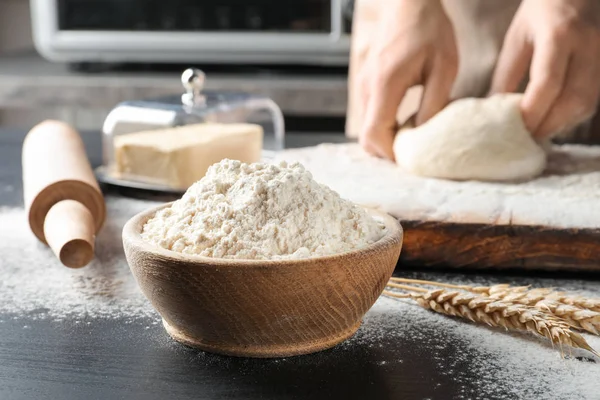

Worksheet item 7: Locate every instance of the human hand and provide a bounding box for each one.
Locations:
[491,0,600,138]
[358,0,458,160]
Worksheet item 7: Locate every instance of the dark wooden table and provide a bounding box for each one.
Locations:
[1,127,598,400]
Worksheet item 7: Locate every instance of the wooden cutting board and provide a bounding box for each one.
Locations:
[277,143,600,272]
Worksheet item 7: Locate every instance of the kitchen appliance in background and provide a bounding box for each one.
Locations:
[30,0,353,66]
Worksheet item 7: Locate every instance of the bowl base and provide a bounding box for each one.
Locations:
[162,319,362,358]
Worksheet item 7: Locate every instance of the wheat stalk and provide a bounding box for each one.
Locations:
[383,287,599,357]
[390,277,600,312]
[389,277,600,334]
[538,291,600,313]
[479,288,600,335]
[535,300,600,335]
[484,286,600,312]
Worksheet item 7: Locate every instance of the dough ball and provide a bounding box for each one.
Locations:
[393,94,547,182]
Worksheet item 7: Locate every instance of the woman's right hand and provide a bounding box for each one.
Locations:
[491,0,600,138]
[358,0,458,160]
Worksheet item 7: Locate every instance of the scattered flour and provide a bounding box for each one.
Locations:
[0,189,599,398]
[0,197,161,321]
[357,289,600,400]
[141,159,385,259]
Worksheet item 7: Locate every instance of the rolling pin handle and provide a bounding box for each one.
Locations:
[43,200,96,269]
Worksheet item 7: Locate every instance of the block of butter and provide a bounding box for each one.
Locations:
[114,123,263,189]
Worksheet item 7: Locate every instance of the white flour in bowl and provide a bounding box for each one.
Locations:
[141,159,385,259]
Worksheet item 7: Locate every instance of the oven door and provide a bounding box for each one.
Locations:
[30,0,352,65]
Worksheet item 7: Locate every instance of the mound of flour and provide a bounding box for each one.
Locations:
[141,159,385,259]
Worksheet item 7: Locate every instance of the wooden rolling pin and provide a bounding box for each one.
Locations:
[22,120,106,268]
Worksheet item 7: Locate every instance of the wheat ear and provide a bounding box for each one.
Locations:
[481,289,600,335]
[383,288,599,357]
[390,278,600,311]
[485,286,600,312]
[389,278,600,334]
[533,300,600,335]
[543,292,600,313]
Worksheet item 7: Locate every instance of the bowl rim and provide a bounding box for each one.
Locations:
[122,201,403,268]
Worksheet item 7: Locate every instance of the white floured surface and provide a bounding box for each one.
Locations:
[0,197,161,321]
[276,143,600,229]
[360,291,600,400]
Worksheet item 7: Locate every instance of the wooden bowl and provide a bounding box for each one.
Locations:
[122,202,403,358]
